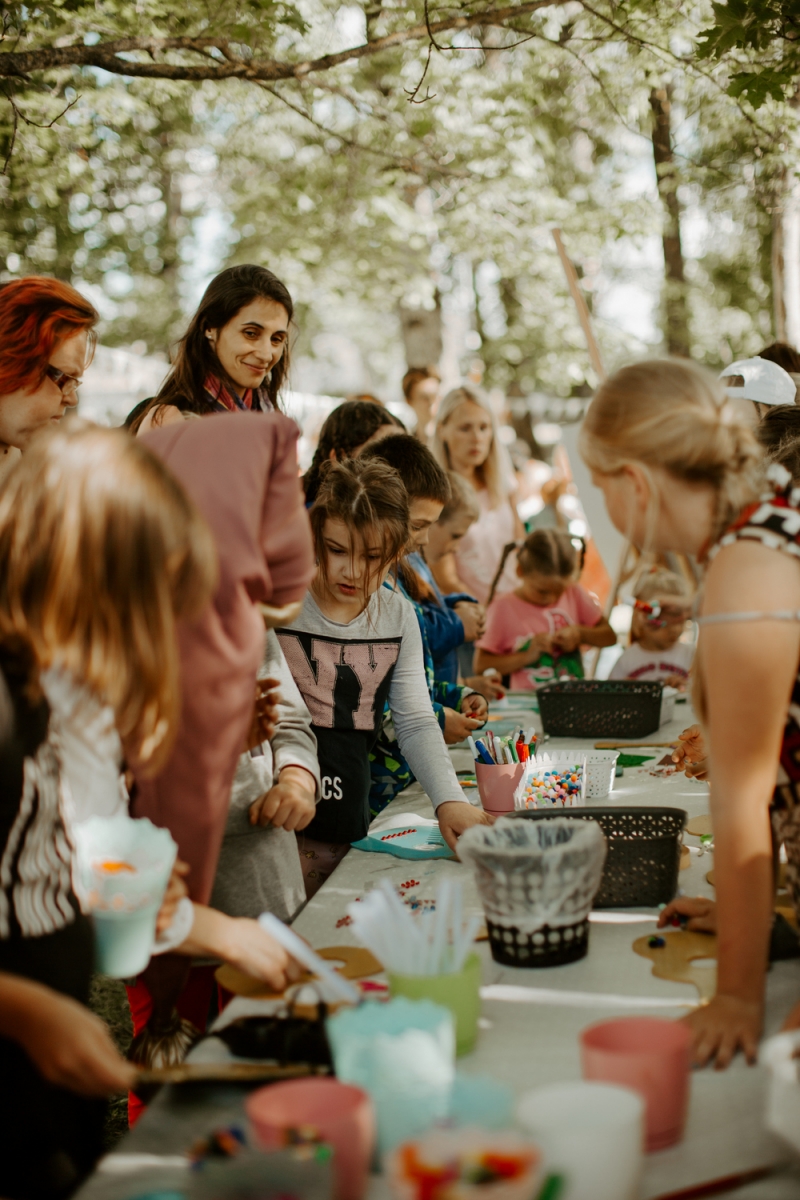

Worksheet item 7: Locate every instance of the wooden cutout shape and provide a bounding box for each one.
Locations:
[594,741,677,750]
[215,944,382,1000]
[679,844,690,870]
[633,930,717,1002]
[686,813,713,838]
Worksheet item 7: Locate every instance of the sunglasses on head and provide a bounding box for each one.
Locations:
[632,599,689,628]
[45,364,82,395]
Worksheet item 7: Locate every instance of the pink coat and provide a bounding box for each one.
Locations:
[132,411,314,903]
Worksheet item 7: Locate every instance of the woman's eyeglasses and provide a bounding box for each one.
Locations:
[45,364,82,395]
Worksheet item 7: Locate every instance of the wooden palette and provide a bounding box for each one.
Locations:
[680,845,690,871]
[686,813,713,838]
[215,945,382,1000]
[633,929,717,1002]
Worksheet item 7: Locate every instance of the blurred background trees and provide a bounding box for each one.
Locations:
[1,0,797,400]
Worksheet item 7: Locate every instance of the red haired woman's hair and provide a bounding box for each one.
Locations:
[0,276,98,395]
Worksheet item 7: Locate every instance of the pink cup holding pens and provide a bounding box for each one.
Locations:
[476,761,525,816]
[246,1077,374,1200]
[580,1016,692,1152]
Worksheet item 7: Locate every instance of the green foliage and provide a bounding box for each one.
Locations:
[697,0,800,106]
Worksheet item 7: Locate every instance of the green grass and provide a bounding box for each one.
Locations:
[89,974,133,1150]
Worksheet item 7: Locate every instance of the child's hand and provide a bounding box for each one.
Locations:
[454,601,485,643]
[222,918,304,992]
[243,676,281,751]
[437,800,495,853]
[442,707,486,745]
[13,983,137,1097]
[671,724,709,779]
[460,692,488,723]
[664,673,688,691]
[156,859,190,936]
[249,766,317,832]
[550,626,582,654]
[523,632,554,662]
[464,673,506,701]
[658,896,717,933]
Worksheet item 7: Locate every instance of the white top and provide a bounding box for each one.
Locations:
[608,641,694,683]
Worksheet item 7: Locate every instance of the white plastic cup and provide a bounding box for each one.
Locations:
[517,1081,644,1200]
[583,751,619,801]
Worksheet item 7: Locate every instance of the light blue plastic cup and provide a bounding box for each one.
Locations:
[92,902,161,978]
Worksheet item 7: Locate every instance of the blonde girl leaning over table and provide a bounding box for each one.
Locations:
[580,357,800,1071]
[0,425,301,1199]
[431,386,524,605]
[474,529,615,690]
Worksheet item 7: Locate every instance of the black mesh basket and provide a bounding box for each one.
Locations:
[511,807,687,908]
[486,916,590,967]
[537,680,663,739]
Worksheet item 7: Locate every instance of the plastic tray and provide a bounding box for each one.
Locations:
[510,806,687,908]
[537,680,663,739]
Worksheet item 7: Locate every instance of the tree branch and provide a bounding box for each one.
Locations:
[0,2,566,82]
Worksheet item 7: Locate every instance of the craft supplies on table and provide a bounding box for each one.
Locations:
[537,680,663,740]
[388,953,482,1056]
[580,1016,692,1152]
[327,997,455,1155]
[580,750,619,800]
[246,1077,374,1200]
[512,753,586,811]
[469,728,537,767]
[72,813,177,977]
[517,1082,644,1200]
[513,806,687,909]
[458,817,606,968]
[352,815,455,860]
[386,1129,542,1200]
[347,878,481,977]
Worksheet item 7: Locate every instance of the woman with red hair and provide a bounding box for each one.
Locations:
[0,277,97,454]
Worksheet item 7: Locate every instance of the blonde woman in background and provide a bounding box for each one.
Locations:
[431,386,523,605]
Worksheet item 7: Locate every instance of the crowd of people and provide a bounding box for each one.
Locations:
[3,263,800,1197]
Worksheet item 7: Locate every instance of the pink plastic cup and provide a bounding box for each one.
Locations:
[476,761,525,816]
[246,1077,374,1200]
[580,1016,692,1152]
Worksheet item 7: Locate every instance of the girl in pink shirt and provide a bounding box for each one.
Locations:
[475,529,615,690]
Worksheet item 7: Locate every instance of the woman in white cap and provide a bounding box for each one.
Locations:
[719,356,797,423]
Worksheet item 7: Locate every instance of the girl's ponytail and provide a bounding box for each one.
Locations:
[488,541,518,605]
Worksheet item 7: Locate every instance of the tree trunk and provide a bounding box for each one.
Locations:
[784,175,800,349]
[772,180,788,342]
[649,85,690,357]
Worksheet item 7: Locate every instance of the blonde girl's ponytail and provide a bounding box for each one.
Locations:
[579,359,765,546]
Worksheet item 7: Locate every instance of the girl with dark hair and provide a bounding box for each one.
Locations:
[278,457,488,897]
[128,265,293,433]
[303,399,405,504]
[475,529,614,690]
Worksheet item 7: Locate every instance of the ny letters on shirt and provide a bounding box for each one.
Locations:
[277,630,401,842]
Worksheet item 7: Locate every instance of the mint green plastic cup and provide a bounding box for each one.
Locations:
[387,952,481,1056]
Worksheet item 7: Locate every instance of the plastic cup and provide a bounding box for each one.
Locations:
[246,1077,374,1200]
[91,902,160,978]
[387,953,481,1056]
[583,752,619,801]
[476,761,524,815]
[580,1016,691,1151]
[517,1081,644,1200]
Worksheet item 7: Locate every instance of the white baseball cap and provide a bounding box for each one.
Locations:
[719,357,797,407]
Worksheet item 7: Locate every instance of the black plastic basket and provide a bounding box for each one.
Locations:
[486,916,590,968]
[511,806,687,908]
[537,679,663,739]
